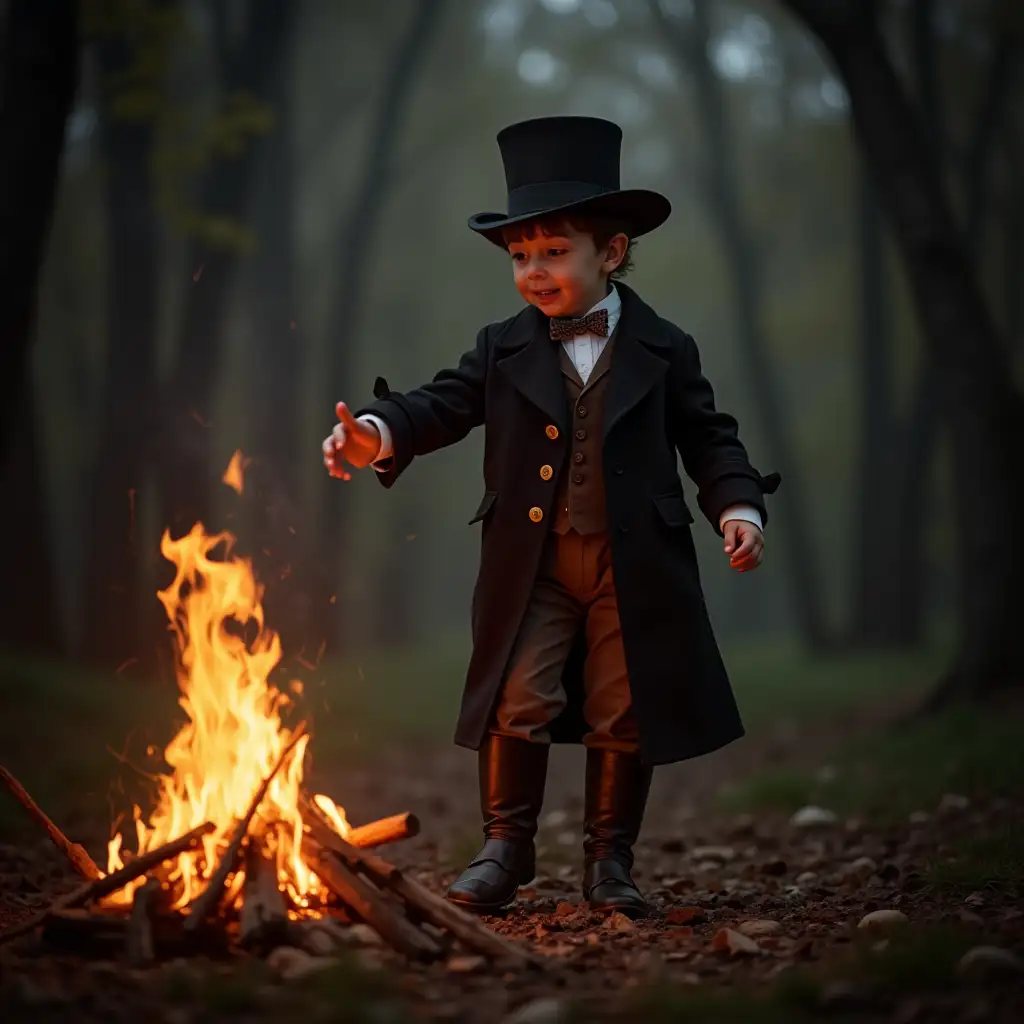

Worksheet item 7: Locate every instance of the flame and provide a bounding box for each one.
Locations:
[105,519,349,912]
[221,450,249,495]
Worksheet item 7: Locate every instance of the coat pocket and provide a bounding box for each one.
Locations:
[652,491,694,527]
[468,490,498,525]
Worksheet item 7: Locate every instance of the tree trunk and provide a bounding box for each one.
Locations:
[848,167,909,646]
[317,0,445,652]
[79,37,161,668]
[783,0,1024,699]
[656,0,832,650]
[0,0,79,656]
[158,0,292,538]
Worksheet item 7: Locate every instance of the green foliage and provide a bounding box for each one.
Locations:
[926,824,1024,895]
[722,702,1024,818]
[83,0,274,252]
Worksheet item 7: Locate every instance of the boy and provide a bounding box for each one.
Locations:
[322,116,779,919]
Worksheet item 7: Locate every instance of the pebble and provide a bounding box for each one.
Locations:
[542,810,569,828]
[266,946,339,982]
[503,998,566,1024]
[690,845,735,862]
[737,919,782,937]
[956,946,1024,982]
[857,909,908,930]
[446,954,487,974]
[790,806,837,827]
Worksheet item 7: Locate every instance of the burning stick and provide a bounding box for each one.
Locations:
[302,837,441,962]
[0,764,103,880]
[238,840,288,952]
[126,878,160,967]
[301,795,544,970]
[0,821,214,947]
[184,724,308,933]
[347,812,420,849]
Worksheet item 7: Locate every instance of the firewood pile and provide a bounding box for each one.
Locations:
[0,762,543,973]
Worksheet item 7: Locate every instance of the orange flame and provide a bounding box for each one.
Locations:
[221,450,249,495]
[105,515,349,912]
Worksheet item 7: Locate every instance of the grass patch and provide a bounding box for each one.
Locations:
[604,925,985,1022]
[926,824,1024,895]
[721,703,1024,820]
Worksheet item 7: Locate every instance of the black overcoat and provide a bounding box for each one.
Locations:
[358,283,779,766]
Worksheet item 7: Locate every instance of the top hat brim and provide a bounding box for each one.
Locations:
[467,188,671,249]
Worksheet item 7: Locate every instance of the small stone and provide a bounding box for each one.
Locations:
[790,806,837,828]
[690,845,735,862]
[660,837,687,853]
[963,891,986,908]
[542,810,569,828]
[345,923,382,946]
[266,946,339,982]
[956,946,1024,982]
[795,870,818,884]
[843,856,878,879]
[446,954,486,974]
[857,909,908,930]
[907,810,930,825]
[818,980,872,1010]
[761,858,788,876]
[606,911,635,933]
[736,919,782,937]
[503,997,566,1024]
[937,793,969,814]
[663,876,694,894]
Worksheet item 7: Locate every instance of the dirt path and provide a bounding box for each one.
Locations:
[2,702,1022,1022]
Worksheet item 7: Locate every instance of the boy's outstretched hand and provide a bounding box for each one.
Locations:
[322,402,381,480]
[724,520,764,572]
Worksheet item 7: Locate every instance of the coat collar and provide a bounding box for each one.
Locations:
[495,282,671,436]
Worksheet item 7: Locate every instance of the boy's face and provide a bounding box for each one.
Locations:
[506,222,628,317]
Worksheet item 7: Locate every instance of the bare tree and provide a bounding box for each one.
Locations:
[781,0,1024,703]
[0,0,79,655]
[653,0,832,651]
[316,0,447,650]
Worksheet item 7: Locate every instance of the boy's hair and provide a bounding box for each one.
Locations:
[500,211,636,279]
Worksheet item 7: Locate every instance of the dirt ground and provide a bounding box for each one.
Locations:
[2,700,1022,1023]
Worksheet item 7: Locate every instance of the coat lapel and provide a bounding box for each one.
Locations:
[603,283,671,441]
[495,305,569,429]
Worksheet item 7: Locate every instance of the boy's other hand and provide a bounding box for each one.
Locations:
[322,402,381,479]
[723,520,763,572]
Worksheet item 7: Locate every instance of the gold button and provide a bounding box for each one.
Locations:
[539,464,553,481]
[529,506,544,523]
[545,424,559,440]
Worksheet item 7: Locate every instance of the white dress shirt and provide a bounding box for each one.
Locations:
[358,284,762,533]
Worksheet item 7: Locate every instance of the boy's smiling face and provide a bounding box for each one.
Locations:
[505,220,629,318]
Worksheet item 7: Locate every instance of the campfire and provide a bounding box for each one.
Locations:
[0,456,540,972]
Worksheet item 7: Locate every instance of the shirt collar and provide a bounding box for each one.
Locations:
[581,283,621,335]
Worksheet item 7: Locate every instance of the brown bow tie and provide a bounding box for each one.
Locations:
[549,308,609,341]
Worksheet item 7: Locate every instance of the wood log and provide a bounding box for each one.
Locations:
[301,796,543,970]
[302,836,441,962]
[184,724,307,933]
[0,821,214,947]
[126,878,160,967]
[347,812,420,849]
[239,840,288,952]
[0,764,103,880]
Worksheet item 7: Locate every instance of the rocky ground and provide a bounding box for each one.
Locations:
[1,706,1022,1023]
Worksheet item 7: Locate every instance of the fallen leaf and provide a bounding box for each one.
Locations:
[446,954,486,974]
[606,911,635,933]
[710,927,761,956]
[665,906,707,926]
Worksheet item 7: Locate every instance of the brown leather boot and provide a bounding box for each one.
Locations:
[582,748,653,918]
[446,734,549,914]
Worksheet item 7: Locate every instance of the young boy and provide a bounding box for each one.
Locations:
[322,116,779,919]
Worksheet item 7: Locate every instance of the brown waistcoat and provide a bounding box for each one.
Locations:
[551,333,617,536]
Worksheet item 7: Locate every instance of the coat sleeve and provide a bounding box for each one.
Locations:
[354,326,489,488]
[667,329,780,534]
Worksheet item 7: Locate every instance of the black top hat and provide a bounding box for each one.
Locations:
[468,116,671,248]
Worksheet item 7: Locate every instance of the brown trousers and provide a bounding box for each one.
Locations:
[490,529,638,752]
